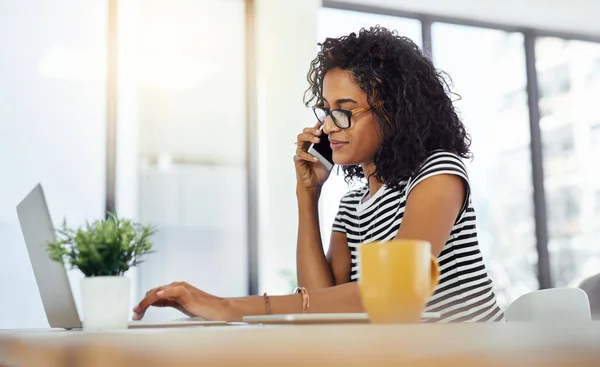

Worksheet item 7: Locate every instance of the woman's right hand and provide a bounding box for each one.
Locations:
[133,282,241,322]
[294,123,332,191]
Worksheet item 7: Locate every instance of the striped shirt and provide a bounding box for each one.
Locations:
[332,150,504,322]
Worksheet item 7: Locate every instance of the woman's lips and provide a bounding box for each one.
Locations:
[330,139,348,150]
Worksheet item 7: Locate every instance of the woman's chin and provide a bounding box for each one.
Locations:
[332,155,359,167]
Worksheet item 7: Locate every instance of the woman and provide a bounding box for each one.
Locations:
[133,26,504,323]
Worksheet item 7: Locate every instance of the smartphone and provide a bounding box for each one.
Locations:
[307,126,334,171]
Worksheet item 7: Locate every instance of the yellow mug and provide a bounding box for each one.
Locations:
[358,239,440,323]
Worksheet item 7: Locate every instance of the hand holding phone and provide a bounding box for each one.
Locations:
[294,124,334,190]
[307,125,334,171]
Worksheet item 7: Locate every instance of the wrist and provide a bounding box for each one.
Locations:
[225,296,265,318]
[296,185,321,200]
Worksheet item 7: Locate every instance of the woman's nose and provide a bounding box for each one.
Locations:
[323,115,340,135]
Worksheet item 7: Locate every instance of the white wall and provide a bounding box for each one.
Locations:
[254,0,322,293]
[121,0,250,321]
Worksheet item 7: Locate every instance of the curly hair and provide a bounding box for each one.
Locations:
[304,26,471,187]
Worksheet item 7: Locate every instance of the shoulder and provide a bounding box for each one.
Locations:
[407,150,469,190]
[416,150,469,176]
[405,150,472,216]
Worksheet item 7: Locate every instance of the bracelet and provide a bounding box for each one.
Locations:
[263,292,272,315]
[295,287,310,314]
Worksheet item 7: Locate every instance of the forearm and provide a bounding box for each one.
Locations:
[296,186,334,288]
[233,282,363,317]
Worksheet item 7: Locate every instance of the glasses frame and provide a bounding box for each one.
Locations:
[311,105,372,129]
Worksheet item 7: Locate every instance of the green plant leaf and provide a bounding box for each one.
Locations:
[46,212,156,277]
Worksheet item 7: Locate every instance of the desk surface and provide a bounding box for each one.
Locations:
[2,323,600,367]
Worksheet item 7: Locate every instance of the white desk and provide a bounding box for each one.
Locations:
[2,323,600,367]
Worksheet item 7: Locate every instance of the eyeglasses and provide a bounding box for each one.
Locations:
[311,105,372,129]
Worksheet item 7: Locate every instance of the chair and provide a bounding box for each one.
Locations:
[505,288,592,322]
[579,273,600,320]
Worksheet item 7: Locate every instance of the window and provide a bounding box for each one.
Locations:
[537,37,600,287]
[538,63,571,99]
[432,23,537,308]
[595,191,600,216]
[591,123,600,146]
[318,8,422,48]
[543,124,575,160]
[0,0,107,328]
[590,58,600,85]
[546,186,581,238]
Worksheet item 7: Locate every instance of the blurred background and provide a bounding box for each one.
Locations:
[1,0,600,327]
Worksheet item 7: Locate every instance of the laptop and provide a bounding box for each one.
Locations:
[242,311,441,324]
[16,183,226,330]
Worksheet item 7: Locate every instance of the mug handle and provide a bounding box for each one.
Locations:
[429,255,440,294]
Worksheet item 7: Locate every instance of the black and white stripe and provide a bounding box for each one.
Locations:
[332,150,504,323]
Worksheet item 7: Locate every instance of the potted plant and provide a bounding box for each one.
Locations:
[47,212,155,331]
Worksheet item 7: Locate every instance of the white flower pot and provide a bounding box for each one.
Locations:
[81,276,130,331]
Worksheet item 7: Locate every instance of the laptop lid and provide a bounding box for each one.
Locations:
[16,184,82,329]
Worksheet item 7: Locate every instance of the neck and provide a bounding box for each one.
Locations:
[361,162,383,198]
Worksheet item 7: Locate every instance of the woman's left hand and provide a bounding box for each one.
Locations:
[132,282,240,321]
